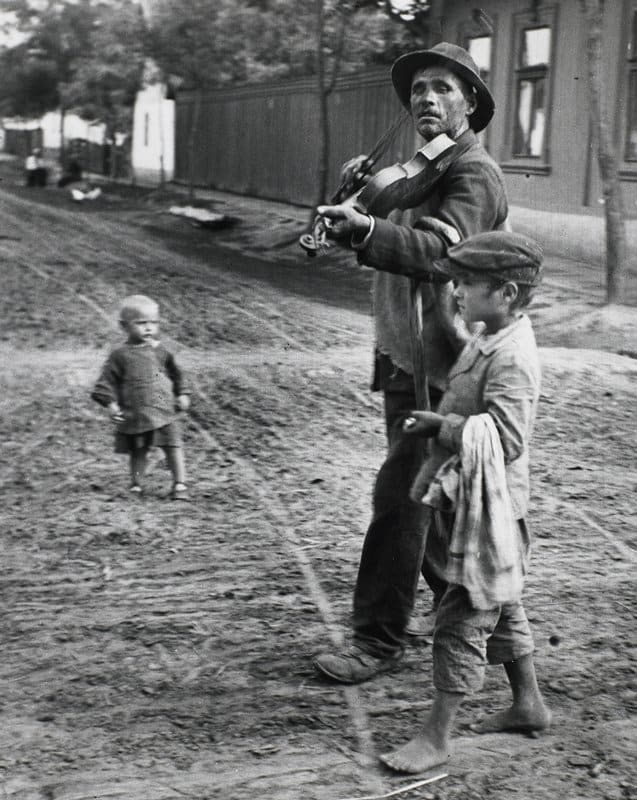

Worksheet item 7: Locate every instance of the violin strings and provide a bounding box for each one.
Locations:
[328,111,409,204]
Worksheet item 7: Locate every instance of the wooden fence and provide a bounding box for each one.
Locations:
[175,68,416,207]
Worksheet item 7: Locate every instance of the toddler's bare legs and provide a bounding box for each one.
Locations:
[470,654,550,734]
[380,690,463,774]
[130,447,148,488]
[163,446,186,487]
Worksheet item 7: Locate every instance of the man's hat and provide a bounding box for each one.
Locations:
[434,231,544,285]
[391,42,495,133]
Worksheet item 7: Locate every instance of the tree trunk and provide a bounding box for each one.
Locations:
[188,90,202,202]
[314,0,329,214]
[581,0,627,304]
[109,130,117,183]
[158,94,166,190]
[59,107,66,167]
[307,0,353,229]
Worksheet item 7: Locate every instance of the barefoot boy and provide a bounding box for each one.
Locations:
[380,231,550,774]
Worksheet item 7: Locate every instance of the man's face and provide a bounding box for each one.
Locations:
[409,66,477,141]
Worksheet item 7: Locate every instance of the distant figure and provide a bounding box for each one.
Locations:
[57,158,83,188]
[91,294,191,500]
[25,148,47,187]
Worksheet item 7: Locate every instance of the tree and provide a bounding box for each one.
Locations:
[579,0,627,304]
[311,0,357,208]
[307,0,426,208]
[63,1,146,179]
[0,44,59,117]
[148,0,226,199]
[0,0,99,163]
[147,0,421,198]
[374,0,431,40]
[0,0,145,175]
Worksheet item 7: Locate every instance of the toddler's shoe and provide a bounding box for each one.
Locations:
[172,483,189,501]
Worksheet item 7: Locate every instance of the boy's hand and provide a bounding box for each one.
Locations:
[176,394,190,412]
[108,403,124,423]
[403,411,443,438]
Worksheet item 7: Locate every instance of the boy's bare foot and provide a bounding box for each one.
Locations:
[470,704,551,736]
[380,735,449,774]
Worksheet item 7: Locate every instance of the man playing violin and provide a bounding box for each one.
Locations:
[313,42,509,684]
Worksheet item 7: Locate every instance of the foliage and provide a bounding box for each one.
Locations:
[0,0,145,138]
[358,0,432,40]
[62,2,147,138]
[0,0,430,122]
[147,0,424,90]
[0,0,97,116]
[0,43,58,116]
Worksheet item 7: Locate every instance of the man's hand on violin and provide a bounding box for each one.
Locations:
[339,154,372,191]
[316,203,372,243]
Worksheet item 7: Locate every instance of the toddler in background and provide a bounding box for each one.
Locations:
[92,294,190,500]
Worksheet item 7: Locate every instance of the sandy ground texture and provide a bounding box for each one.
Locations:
[0,167,636,800]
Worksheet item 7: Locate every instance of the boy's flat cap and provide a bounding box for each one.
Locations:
[434,231,543,285]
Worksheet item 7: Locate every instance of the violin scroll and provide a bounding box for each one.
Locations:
[300,154,373,257]
[299,218,332,257]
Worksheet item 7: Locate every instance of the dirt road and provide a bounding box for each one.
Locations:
[0,176,636,800]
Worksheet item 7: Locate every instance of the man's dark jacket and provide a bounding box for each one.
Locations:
[360,128,508,393]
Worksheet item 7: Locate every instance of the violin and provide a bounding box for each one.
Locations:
[299,130,459,257]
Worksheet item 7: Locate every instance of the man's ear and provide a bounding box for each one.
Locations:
[501,281,519,304]
[465,90,478,118]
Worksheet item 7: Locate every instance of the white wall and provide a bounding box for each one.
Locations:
[40,111,105,148]
[131,83,175,184]
[3,112,105,148]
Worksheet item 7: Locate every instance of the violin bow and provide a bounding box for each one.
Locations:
[330,109,411,203]
[300,109,410,256]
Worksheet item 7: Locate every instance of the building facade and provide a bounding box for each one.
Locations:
[173,1,636,217]
[430,0,637,216]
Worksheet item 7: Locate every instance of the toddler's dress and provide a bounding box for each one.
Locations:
[92,342,187,452]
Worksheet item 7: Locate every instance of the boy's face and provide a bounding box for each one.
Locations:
[453,275,513,333]
[122,306,159,344]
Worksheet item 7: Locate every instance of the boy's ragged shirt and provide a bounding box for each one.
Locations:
[417,314,541,519]
[92,343,187,435]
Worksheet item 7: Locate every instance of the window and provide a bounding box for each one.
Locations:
[625,10,637,161]
[513,26,551,158]
[144,112,150,148]
[461,23,495,151]
[466,35,492,87]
